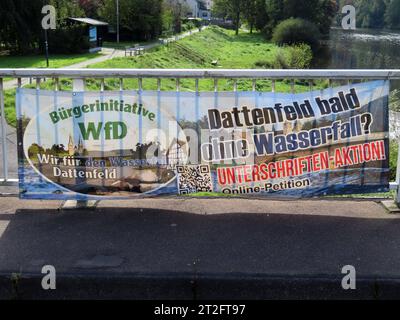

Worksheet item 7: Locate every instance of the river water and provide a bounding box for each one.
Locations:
[315,27,400,70]
[315,27,400,138]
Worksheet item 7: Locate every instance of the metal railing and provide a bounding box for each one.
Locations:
[1,68,400,200]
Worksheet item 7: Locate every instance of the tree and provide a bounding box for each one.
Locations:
[254,0,268,31]
[213,0,244,35]
[0,0,42,53]
[243,0,258,33]
[49,0,84,26]
[100,0,163,41]
[385,0,400,29]
[78,0,104,18]
[162,0,191,34]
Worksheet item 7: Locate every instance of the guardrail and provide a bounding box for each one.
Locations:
[1,68,399,201]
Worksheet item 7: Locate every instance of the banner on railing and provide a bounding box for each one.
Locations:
[16,80,389,199]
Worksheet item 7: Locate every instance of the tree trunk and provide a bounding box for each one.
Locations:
[235,10,240,35]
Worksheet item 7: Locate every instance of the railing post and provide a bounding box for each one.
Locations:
[395,140,400,207]
[0,78,8,183]
[61,78,98,210]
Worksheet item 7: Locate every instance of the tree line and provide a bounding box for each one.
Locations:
[212,0,337,36]
[0,0,206,54]
[337,0,400,30]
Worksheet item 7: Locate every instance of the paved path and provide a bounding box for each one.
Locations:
[2,48,125,91]
[0,197,399,299]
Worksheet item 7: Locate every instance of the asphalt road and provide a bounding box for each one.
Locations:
[0,197,399,299]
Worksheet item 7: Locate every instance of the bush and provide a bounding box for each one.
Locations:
[47,25,90,54]
[272,18,320,50]
[254,43,313,69]
[181,21,195,32]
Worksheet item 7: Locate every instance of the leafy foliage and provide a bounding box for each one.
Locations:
[101,0,163,41]
[272,18,321,50]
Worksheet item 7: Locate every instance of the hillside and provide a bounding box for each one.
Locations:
[89,26,316,92]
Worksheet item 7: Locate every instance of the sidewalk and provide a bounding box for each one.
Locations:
[0,197,399,299]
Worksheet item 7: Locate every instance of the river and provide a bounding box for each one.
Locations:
[315,27,400,70]
[315,27,400,138]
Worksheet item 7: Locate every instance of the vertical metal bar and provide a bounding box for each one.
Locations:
[55,78,59,91]
[214,79,218,93]
[396,135,400,204]
[138,78,143,91]
[36,78,41,90]
[157,78,161,91]
[100,78,105,92]
[17,78,22,88]
[233,79,237,92]
[271,79,275,93]
[290,79,295,94]
[195,78,199,92]
[252,79,256,92]
[176,78,180,92]
[0,78,8,182]
[119,78,123,91]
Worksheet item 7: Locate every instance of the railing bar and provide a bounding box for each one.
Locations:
[176,78,180,92]
[17,78,22,88]
[290,79,295,94]
[119,78,123,91]
[100,78,105,92]
[0,78,8,181]
[271,79,275,93]
[214,79,218,93]
[252,79,256,92]
[0,69,400,80]
[233,79,237,92]
[195,78,199,92]
[36,78,41,90]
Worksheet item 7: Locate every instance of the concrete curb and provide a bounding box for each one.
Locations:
[1,272,400,300]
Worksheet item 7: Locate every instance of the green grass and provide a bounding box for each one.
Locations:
[0,52,101,69]
[1,52,102,127]
[87,26,324,92]
[102,40,158,50]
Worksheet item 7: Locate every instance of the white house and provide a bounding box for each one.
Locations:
[181,0,212,19]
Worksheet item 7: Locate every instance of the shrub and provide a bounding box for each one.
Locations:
[47,25,90,54]
[272,18,320,50]
[182,21,196,32]
[254,44,313,70]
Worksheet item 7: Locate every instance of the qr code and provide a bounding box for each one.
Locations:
[176,165,213,195]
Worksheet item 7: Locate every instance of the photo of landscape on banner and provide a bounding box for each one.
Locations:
[16,80,389,199]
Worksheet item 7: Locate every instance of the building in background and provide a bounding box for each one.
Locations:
[181,0,212,19]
